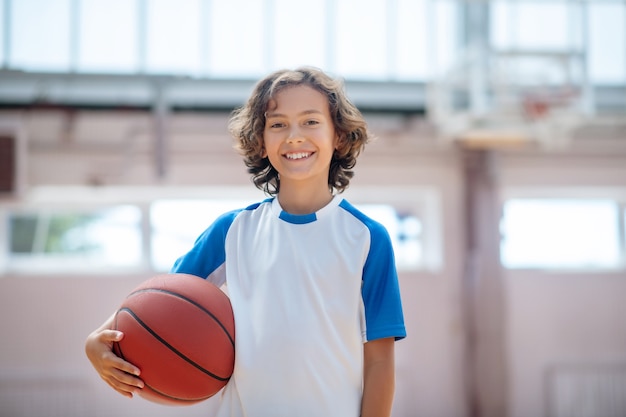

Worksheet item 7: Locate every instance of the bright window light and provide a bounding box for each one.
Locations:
[208,0,265,77]
[491,1,575,51]
[146,0,202,75]
[500,199,621,269]
[78,0,139,72]
[588,2,626,84]
[151,199,257,272]
[273,0,327,70]
[0,0,6,65]
[335,0,388,79]
[8,206,142,271]
[151,200,424,272]
[395,0,430,81]
[10,0,72,71]
[357,204,423,271]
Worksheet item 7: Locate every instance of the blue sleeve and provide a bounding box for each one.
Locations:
[361,220,407,342]
[170,209,240,286]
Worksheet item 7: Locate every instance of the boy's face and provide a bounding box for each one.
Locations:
[263,85,337,191]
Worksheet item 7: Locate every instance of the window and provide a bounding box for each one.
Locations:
[500,199,622,270]
[334,0,388,79]
[491,1,578,52]
[78,0,139,73]
[0,0,5,65]
[145,0,202,75]
[151,199,426,272]
[346,186,441,271]
[9,0,72,71]
[1,186,439,275]
[2,0,460,81]
[150,199,257,272]
[7,205,143,272]
[357,204,424,270]
[272,0,327,71]
[208,0,266,78]
[588,1,626,84]
[490,0,626,85]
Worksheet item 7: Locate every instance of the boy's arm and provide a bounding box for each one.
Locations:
[361,337,396,417]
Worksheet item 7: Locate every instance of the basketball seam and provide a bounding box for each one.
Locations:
[142,380,216,403]
[128,287,235,347]
[117,307,232,382]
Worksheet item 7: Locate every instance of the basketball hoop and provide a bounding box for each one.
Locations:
[521,87,580,121]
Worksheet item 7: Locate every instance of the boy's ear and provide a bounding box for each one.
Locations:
[334,133,341,149]
[261,147,267,158]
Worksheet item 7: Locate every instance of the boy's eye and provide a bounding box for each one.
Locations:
[269,122,285,128]
[304,120,320,126]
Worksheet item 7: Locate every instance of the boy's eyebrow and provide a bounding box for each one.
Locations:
[265,109,324,119]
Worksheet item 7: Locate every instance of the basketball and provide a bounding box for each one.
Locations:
[113,273,235,405]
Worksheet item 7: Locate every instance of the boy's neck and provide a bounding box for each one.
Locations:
[277,183,334,215]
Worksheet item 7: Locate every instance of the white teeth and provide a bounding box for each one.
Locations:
[285,152,310,160]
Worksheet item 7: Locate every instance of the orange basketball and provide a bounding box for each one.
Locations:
[113,273,235,405]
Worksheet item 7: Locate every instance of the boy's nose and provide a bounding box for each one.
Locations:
[286,127,304,143]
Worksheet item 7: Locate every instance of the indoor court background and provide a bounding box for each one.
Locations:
[0,1,625,417]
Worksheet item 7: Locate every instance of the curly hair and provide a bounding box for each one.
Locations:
[228,67,370,195]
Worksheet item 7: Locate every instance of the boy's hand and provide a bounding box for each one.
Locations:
[85,321,144,398]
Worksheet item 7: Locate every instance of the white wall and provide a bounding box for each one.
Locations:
[497,152,626,417]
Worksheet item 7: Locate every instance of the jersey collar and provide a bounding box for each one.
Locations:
[272,195,342,225]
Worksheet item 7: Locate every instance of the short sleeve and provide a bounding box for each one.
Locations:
[361,221,406,342]
[170,209,240,287]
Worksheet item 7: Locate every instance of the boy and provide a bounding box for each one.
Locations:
[86,67,406,417]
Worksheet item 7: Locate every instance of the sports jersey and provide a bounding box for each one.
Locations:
[171,195,406,417]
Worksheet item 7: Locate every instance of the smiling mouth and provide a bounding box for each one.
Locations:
[284,152,312,160]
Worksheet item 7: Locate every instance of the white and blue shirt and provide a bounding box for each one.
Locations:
[171,195,406,417]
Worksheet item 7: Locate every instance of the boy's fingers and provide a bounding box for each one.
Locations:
[117,363,143,383]
[100,329,123,342]
[106,351,142,378]
[102,368,144,398]
[110,368,144,389]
